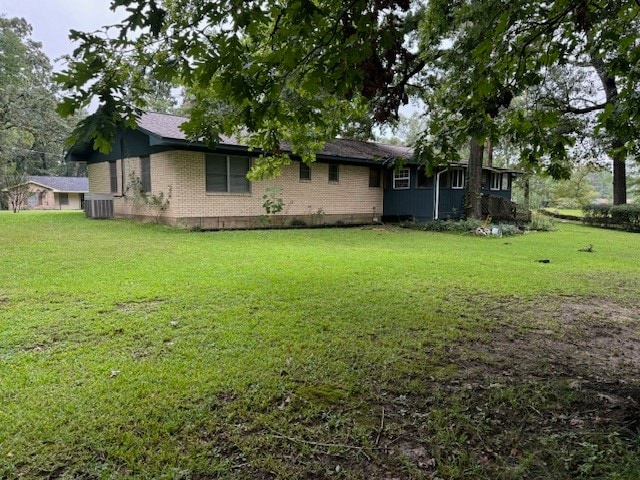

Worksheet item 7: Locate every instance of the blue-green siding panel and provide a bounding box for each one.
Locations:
[383,188,434,219]
[438,189,465,219]
[383,168,514,220]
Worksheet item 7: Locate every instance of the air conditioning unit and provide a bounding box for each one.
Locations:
[85,193,114,219]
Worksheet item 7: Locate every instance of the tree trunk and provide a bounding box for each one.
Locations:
[465,137,484,219]
[592,56,627,205]
[523,174,531,210]
[485,138,493,167]
[612,147,627,205]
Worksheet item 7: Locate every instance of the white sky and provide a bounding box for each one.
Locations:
[0,0,127,69]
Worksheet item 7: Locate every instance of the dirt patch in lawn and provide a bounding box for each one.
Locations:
[474,296,640,381]
[368,295,640,478]
[115,298,166,314]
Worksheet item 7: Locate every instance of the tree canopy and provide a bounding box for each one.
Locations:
[57,0,423,176]
[56,0,640,202]
[0,16,80,183]
[416,0,639,205]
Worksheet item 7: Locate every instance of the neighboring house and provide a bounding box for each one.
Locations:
[5,176,88,211]
[67,112,519,228]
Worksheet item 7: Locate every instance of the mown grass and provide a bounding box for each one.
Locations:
[0,212,639,479]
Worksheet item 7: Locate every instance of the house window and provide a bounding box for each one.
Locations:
[393,168,410,189]
[451,169,465,189]
[109,161,118,193]
[416,168,433,188]
[59,193,69,205]
[384,170,392,189]
[28,194,38,207]
[369,167,381,188]
[140,156,151,193]
[300,162,311,181]
[328,164,339,182]
[502,173,510,190]
[206,154,251,193]
[481,172,488,189]
[490,172,501,190]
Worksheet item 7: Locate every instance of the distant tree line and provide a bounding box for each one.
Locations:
[0,16,84,209]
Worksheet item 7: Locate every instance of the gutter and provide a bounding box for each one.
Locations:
[434,168,448,220]
[119,135,125,196]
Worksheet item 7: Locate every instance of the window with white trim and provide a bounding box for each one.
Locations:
[451,169,465,189]
[490,172,501,190]
[206,154,251,193]
[501,173,510,190]
[393,168,410,189]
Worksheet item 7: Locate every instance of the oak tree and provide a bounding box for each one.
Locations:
[56,0,639,214]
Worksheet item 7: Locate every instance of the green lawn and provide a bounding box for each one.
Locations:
[1,212,639,479]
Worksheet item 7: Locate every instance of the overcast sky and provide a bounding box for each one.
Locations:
[0,0,126,69]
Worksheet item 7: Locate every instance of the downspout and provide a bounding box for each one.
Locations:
[120,135,125,196]
[434,168,448,220]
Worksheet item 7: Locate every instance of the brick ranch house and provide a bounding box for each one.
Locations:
[4,176,88,211]
[67,112,520,228]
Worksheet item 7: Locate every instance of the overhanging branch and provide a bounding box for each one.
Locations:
[563,103,606,114]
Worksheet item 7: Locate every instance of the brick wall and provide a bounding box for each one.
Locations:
[88,162,111,193]
[87,150,384,227]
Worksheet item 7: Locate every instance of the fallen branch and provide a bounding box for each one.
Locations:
[271,431,372,461]
[375,407,385,446]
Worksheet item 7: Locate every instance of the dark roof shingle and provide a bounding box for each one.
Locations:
[137,112,413,162]
[28,176,89,192]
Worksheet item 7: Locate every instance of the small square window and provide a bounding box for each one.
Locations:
[393,168,410,189]
[300,162,311,181]
[416,168,433,188]
[369,167,381,188]
[59,193,69,205]
[328,164,339,182]
[451,169,465,189]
